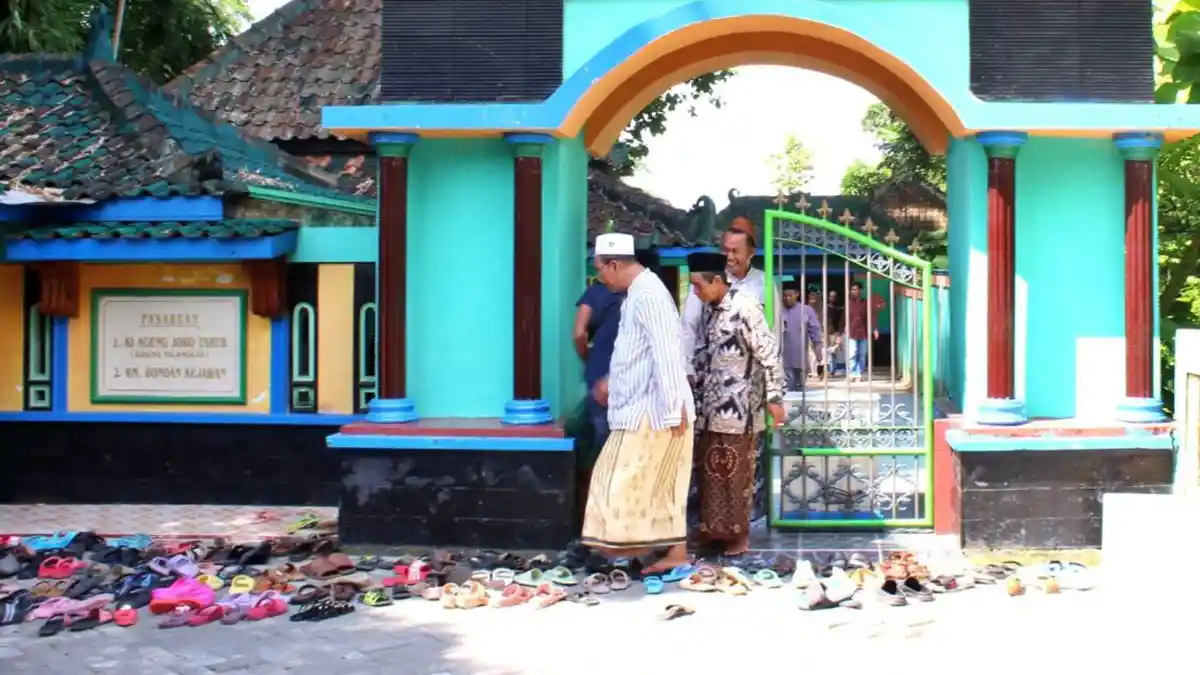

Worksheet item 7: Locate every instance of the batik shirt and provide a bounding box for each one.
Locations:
[692,289,787,435]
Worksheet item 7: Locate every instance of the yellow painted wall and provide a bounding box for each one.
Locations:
[0,265,24,411]
[68,264,271,412]
[316,264,354,414]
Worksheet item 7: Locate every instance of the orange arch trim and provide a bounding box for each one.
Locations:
[561,16,966,156]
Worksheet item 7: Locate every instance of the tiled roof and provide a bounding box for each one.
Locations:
[0,50,357,203]
[587,168,698,247]
[10,219,299,241]
[166,0,380,142]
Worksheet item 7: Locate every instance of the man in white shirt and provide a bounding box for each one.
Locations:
[681,218,783,378]
[582,233,696,573]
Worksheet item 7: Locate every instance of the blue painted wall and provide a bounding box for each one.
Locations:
[542,136,589,416]
[407,139,514,418]
[945,137,985,413]
[947,136,1134,420]
[1016,137,1127,419]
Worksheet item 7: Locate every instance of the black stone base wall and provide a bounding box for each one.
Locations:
[338,449,575,550]
[0,423,341,506]
[960,449,1174,548]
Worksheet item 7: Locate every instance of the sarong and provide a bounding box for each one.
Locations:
[581,415,694,549]
[697,430,760,541]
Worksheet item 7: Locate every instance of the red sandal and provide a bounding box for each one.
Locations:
[113,604,138,627]
[186,605,225,626]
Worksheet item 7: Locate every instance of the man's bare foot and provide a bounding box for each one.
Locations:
[642,544,690,575]
[722,535,750,557]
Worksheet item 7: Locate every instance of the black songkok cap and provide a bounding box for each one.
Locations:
[687,252,726,274]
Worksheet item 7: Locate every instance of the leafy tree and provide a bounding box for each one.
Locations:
[0,0,250,83]
[608,71,735,176]
[839,103,945,199]
[1153,0,1200,412]
[767,133,814,196]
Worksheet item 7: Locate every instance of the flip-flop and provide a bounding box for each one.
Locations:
[513,568,544,587]
[455,581,489,609]
[543,566,577,585]
[659,604,694,621]
[248,591,289,620]
[196,574,224,591]
[531,583,567,609]
[105,534,151,550]
[490,584,531,608]
[643,576,665,594]
[569,590,600,606]
[360,587,392,607]
[228,575,256,595]
[355,556,381,572]
[286,513,322,533]
[659,564,695,583]
[24,532,79,552]
[753,569,783,589]
[167,555,199,578]
[113,604,138,627]
[67,607,113,631]
[38,615,68,637]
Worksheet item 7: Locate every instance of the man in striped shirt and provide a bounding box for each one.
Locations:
[581,233,696,573]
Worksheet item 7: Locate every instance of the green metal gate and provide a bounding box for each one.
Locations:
[763,209,934,528]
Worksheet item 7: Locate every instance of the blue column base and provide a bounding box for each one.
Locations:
[1115,397,1169,424]
[502,399,553,425]
[365,398,418,424]
[975,398,1028,426]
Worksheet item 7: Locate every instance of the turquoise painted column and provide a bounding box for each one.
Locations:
[975,131,1028,425]
[1114,132,1168,423]
[365,132,419,423]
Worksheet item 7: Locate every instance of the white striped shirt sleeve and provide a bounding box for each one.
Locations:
[635,290,688,427]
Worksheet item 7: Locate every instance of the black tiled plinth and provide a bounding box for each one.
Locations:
[0,423,341,506]
[960,450,1173,549]
[338,449,575,549]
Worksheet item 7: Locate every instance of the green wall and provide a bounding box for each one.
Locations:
[407,139,515,417]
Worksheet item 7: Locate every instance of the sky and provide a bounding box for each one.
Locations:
[246,1,881,210]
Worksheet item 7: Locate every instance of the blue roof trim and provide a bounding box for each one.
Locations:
[4,229,298,262]
[946,428,1176,452]
[0,196,224,223]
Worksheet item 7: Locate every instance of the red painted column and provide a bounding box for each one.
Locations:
[1115,133,1166,423]
[503,134,552,425]
[976,132,1027,425]
[366,132,418,423]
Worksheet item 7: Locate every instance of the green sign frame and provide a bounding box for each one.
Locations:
[90,288,249,405]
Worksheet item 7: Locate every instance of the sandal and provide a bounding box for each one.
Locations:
[680,568,719,592]
[455,581,489,609]
[361,587,392,607]
[286,513,322,533]
[490,584,531,608]
[531,583,567,609]
[113,604,137,627]
[439,583,461,609]
[643,576,665,594]
[248,592,289,620]
[659,604,694,620]
[290,599,355,622]
[608,569,631,591]
[569,590,600,606]
[583,573,610,594]
[289,584,330,605]
[228,575,256,595]
[753,569,783,589]
[543,566,577,585]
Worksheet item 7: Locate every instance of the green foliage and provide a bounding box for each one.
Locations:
[767,134,814,196]
[1156,1,1200,413]
[0,0,250,83]
[609,70,735,176]
[839,103,946,199]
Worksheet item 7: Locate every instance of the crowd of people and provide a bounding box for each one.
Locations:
[573,218,884,572]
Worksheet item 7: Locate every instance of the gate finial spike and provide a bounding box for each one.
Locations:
[817,199,832,219]
[883,227,900,245]
[773,192,788,207]
[861,216,878,235]
[909,237,926,256]
[794,195,810,213]
[838,208,857,227]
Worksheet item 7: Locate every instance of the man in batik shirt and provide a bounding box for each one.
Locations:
[687,251,787,557]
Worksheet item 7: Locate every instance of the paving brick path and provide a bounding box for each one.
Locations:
[0,577,1177,674]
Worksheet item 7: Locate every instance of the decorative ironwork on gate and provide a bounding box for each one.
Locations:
[763,208,935,528]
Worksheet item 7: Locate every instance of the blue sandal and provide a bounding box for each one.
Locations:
[659,565,695,583]
[643,576,665,594]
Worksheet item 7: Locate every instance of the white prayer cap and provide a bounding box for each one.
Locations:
[594,233,635,258]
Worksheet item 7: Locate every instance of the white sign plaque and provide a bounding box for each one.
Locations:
[92,291,247,403]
